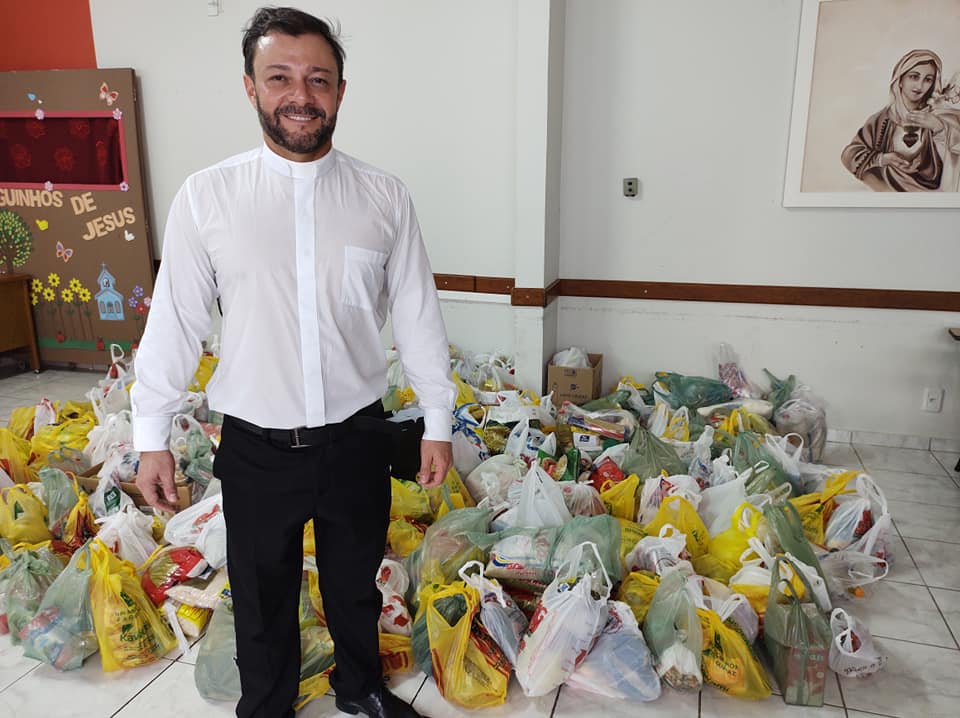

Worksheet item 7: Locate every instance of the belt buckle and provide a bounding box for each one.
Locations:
[290,427,311,449]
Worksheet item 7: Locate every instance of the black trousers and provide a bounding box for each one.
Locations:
[215,412,391,718]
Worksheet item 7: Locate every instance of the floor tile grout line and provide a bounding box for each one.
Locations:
[871,633,958,650]
[924,584,960,651]
[931,452,960,489]
[0,661,43,695]
[108,660,177,718]
[893,522,926,581]
[898,534,960,546]
[834,672,849,717]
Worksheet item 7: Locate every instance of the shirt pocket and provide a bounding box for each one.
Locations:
[341,245,388,311]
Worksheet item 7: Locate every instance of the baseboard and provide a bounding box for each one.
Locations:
[827,428,960,453]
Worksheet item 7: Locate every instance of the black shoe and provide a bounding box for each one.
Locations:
[334,685,424,718]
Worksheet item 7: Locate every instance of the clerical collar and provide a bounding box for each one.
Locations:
[261,142,336,179]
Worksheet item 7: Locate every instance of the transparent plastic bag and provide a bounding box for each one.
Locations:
[642,569,702,691]
[19,542,97,671]
[195,598,242,700]
[459,560,528,666]
[565,600,661,701]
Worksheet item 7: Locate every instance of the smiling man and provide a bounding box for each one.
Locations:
[131,7,454,718]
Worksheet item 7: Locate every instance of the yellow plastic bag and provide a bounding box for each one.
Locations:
[644,496,709,559]
[388,517,426,558]
[664,408,690,442]
[600,473,641,520]
[698,608,772,699]
[789,471,858,547]
[0,428,34,483]
[391,477,433,522]
[29,416,95,469]
[7,406,36,440]
[426,467,476,518]
[452,372,477,406]
[57,400,95,423]
[426,582,509,709]
[89,539,177,671]
[380,631,414,675]
[62,490,98,552]
[188,354,219,392]
[303,520,315,558]
[617,570,660,625]
[615,516,646,565]
[0,484,51,544]
[694,503,766,584]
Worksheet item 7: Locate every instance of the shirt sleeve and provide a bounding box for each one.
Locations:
[131,179,217,451]
[385,186,455,442]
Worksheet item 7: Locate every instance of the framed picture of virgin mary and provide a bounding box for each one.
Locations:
[784,0,960,207]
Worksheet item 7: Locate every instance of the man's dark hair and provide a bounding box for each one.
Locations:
[242,6,345,82]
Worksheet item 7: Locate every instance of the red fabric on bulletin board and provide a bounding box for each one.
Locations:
[0,117,123,185]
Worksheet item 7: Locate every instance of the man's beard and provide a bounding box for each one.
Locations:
[256,96,337,155]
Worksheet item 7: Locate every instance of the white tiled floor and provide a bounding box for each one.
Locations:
[2,370,960,717]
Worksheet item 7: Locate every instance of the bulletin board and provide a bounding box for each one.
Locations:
[0,68,155,365]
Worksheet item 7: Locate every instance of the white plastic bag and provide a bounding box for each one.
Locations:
[829,608,885,678]
[33,398,58,436]
[818,550,888,599]
[84,410,134,467]
[459,560,528,666]
[195,510,227,569]
[848,478,894,564]
[515,464,572,528]
[514,542,612,696]
[89,473,135,519]
[164,494,224,547]
[775,397,827,463]
[377,559,412,636]
[95,505,158,567]
[825,475,884,551]
[451,404,489,477]
[86,377,130,424]
[465,454,525,505]
[699,468,749,537]
[565,600,661,701]
[625,525,689,575]
[551,347,590,369]
[716,343,763,399]
[561,482,606,517]
[637,474,702,525]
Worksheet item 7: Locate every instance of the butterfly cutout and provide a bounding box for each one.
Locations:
[56,241,74,263]
[99,82,119,106]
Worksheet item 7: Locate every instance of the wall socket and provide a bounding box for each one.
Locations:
[921,386,944,413]
[623,177,638,197]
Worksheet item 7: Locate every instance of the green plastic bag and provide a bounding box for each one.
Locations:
[763,556,832,706]
[195,599,242,700]
[39,467,79,537]
[641,570,702,691]
[4,545,65,644]
[763,369,797,413]
[549,515,623,584]
[621,428,687,481]
[733,433,800,496]
[581,390,631,412]
[19,541,96,670]
[654,372,733,410]
[763,501,826,582]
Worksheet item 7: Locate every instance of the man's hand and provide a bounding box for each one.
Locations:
[135,450,179,512]
[417,439,452,489]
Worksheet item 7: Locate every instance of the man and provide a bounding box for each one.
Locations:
[132,7,454,718]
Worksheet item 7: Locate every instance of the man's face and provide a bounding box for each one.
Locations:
[243,31,346,161]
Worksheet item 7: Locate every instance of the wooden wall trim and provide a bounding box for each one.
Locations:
[558,279,960,312]
[438,273,960,312]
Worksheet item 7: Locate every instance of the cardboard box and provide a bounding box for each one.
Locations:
[546,353,603,406]
[78,462,193,513]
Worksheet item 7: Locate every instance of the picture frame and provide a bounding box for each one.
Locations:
[783,0,960,208]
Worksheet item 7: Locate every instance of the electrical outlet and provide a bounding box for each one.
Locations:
[623,177,638,198]
[207,0,220,17]
[921,386,944,413]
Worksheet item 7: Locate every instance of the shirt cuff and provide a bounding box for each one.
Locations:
[421,407,452,443]
[133,416,173,452]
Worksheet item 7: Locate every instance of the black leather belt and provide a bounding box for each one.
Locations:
[226,400,386,449]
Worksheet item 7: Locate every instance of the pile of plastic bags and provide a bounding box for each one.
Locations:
[0,341,888,711]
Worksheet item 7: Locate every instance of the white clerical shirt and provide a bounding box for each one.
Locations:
[131,144,455,451]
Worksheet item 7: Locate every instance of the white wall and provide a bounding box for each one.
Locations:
[560,0,958,290]
[89,0,517,277]
[557,0,960,438]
